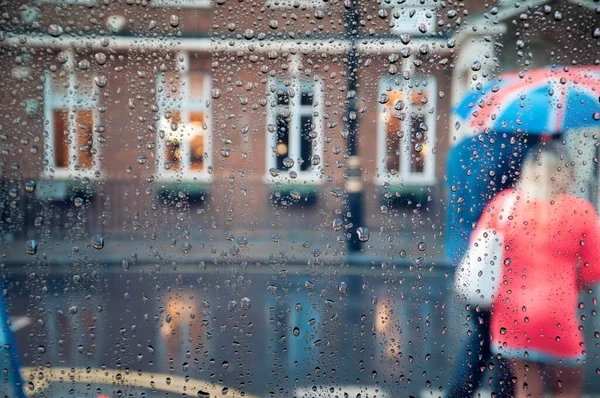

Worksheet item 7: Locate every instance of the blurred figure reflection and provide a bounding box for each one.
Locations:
[482,142,600,398]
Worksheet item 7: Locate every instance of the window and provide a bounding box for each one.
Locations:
[265,78,324,185]
[43,69,100,178]
[155,54,212,182]
[377,76,436,185]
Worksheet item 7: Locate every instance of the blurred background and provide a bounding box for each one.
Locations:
[1,0,600,396]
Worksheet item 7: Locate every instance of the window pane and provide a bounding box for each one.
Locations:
[385,113,401,174]
[276,114,289,170]
[300,115,313,171]
[189,74,205,100]
[300,91,313,106]
[164,111,182,172]
[276,89,289,106]
[409,115,426,174]
[75,110,93,169]
[52,109,69,169]
[189,111,205,171]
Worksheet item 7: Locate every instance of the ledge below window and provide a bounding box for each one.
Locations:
[156,181,208,204]
[35,179,97,202]
[381,184,430,207]
[269,184,318,207]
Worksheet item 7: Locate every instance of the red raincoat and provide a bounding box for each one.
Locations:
[478,189,600,363]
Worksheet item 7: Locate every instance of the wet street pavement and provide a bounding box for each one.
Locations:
[3,262,600,397]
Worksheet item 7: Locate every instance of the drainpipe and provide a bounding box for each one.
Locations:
[344,0,363,254]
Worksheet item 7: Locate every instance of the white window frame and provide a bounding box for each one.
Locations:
[382,1,438,35]
[36,0,91,4]
[155,52,213,183]
[43,67,100,180]
[266,0,325,9]
[150,0,211,8]
[264,77,324,185]
[376,76,437,186]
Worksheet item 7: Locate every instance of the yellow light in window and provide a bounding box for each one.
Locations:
[277,143,288,156]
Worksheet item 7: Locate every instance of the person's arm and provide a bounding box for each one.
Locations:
[577,200,600,288]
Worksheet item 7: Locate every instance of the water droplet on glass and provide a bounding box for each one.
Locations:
[338,281,348,294]
[211,88,222,99]
[94,76,108,88]
[378,94,390,104]
[282,157,294,168]
[241,297,251,310]
[357,227,370,242]
[25,240,37,255]
[169,15,180,27]
[24,180,36,192]
[227,300,237,311]
[48,24,63,37]
[471,61,482,71]
[293,327,300,336]
[94,52,107,65]
[91,234,104,250]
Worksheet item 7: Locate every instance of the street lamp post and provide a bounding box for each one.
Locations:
[344,0,363,254]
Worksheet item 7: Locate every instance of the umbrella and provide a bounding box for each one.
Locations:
[455,66,600,135]
[446,66,600,263]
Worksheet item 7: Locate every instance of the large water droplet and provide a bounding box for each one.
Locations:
[24,180,36,192]
[91,234,104,250]
[282,157,294,168]
[357,227,370,242]
[25,240,37,255]
[48,24,63,37]
[241,297,251,310]
[211,89,222,99]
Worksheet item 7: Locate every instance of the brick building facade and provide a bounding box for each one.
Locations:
[1,0,598,260]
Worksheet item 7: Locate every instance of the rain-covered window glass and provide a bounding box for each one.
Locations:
[266,78,323,184]
[44,60,100,178]
[5,1,600,398]
[378,77,436,185]
[156,53,212,182]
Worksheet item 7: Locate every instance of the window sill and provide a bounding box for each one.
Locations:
[269,183,319,206]
[35,178,97,202]
[155,181,208,203]
[262,174,324,186]
[156,172,213,184]
[380,183,431,207]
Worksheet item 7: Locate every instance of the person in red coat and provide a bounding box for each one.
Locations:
[477,142,600,397]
